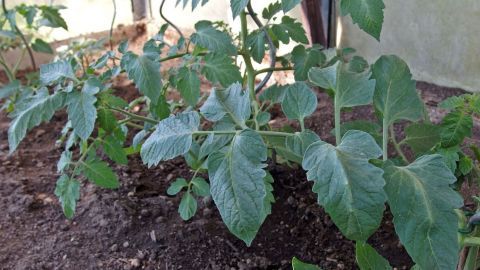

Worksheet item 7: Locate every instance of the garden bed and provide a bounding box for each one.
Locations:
[0,71,471,269]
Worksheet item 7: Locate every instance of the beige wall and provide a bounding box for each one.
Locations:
[339,0,480,92]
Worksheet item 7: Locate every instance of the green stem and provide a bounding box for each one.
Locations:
[11,48,26,76]
[71,141,96,176]
[192,130,294,137]
[299,118,305,132]
[108,107,158,124]
[0,52,15,81]
[254,66,293,75]
[383,118,388,161]
[390,125,408,163]
[240,10,260,130]
[334,96,341,145]
[464,246,478,270]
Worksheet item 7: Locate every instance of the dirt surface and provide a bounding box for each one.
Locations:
[1,75,474,270]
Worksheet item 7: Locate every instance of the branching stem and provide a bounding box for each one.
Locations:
[389,125,408,163]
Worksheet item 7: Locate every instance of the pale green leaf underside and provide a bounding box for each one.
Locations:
[207,129,269,246]
[8,89,65,153]
[355,242,391,270]
[141,112,200,167]
[281,82,317,121]
[67,91,97,141]
[340,0,385,40]
[54,175,80,219]
[40,60,75,84]
[372,55,423,126]
[124,54,162,104]
[302,130,385,241]
[200,82,250,126]
[309,61,375,109]
[383,155,463,270]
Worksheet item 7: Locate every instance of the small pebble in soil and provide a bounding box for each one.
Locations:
[123,241,129,248]
[110,244,118,252]
[130,258,140,268]
[136,251,145,260]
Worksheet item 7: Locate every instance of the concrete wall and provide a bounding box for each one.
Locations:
[338,0,480,92]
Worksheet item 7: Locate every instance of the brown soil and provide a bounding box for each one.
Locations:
[0,70,473,269]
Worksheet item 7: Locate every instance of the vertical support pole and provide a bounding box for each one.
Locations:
[132,0,149,21]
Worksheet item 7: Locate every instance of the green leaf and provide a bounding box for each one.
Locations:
[200,82,250,126]
[291,45,326,81]
[404,123,441,155]
[340,0,384,40]
[54,175,80,219]
[436,147,460,173]
[383,155,463,270]
[201,53,242,87]
[372,55,423,126]
[302,130,386,241]
[122,54,162,104]
[102,134,128,164]
[281,0,302,13]
[246,30,266,63]
[207,129,269,246]
[167,178,188,195]
[263,172,275,216]
[440,110,473,147]
[150,94,171,120]
[97,108,117,132]
[39,5,68,30]
[355,242,391,270]
[8,89,65,152]
[338,120,382,145]
[439,95,465,110]
[459,156,473,175]
[271,16,309,44]
[57,150,72,173]
[191,177,210,196]
[309,61,376,109]
[81,160,120,189]
[31,38,54,54]
[40,60,75,84]
[191,21,236,55]
[285,130,320,158]
[141,112,200,167]
[262,2,282,20]
[291,257,322,270]
[281,82,317,121]
[259,84,288,104]
[177,67,200,106]
[66,91,97,141]
[199,133,234,160]
[0,80,21,99]
[179,192,197,220]
[230,0,249,19]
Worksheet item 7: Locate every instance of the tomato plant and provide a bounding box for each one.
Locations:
[3,0,480,269]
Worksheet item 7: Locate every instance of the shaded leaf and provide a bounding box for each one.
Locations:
[383,155,462,270]
[167,178,188,195]
[291,45,326,81]
[191,21,236,54]
[31,38,53,54]
[179,192,197,220]
[122,53,162,104]
[340,0,384,40]
[281,0,302,13]
[404,123,441,154]
[271,16,309,44]
[177,67,201,106]
[440,110,473,147]
[54,175,80,218]
[259,84,288,104]
[372,55,423,126]
[302,130,386,241]
[292,257,322,270]
[356,242,391,270]
[285,130,320,158]
[230,0,249,19]
[281,82,317,121]
[201,53,242,87]
[207,129,269,246]
[81,160,119,188]
[191,177,210,196]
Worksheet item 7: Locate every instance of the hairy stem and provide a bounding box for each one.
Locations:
[0,52,15,81]
[389,125,408,163]
[108,107,158,124]
[255,66,293,75]
[382,118,388,161]
[2,0,36,70]
[240,10,260,130]
[193,130,294,137]
[159,0,184,40]
[334,96,341,145]
[109,0,117,51]
[246,2,275,94]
